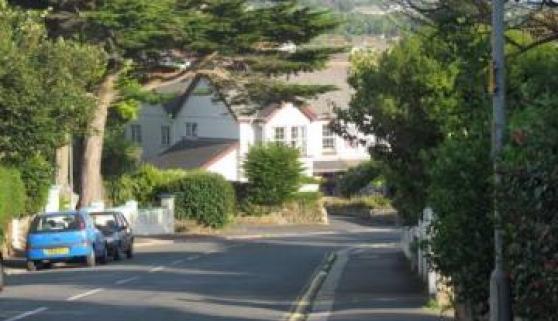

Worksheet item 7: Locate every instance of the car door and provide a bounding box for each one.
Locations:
[117,213,132,250]
[84,214,104,255]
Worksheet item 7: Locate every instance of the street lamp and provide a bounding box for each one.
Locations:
[490,0,512,320]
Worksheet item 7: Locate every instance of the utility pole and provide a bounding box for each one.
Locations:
[490,1,512,321]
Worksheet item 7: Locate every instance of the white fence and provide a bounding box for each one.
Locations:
[109,198,175,236]
[401,207,439,298]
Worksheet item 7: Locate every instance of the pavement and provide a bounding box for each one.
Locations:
[0,214,444,321]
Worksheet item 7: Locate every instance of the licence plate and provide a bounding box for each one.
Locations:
[43,248,69,256]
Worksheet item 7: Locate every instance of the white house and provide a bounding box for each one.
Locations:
[128,54,372,181]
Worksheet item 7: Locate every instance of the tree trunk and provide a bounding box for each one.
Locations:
[77,73,119,208]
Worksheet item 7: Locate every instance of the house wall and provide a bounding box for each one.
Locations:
[173,78,239,141]
[311,119,371,162]
[130,104,172,160]
[205,148,239,181]
[261,103,314,176]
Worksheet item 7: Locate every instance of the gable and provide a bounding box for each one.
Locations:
[174,78,236,122]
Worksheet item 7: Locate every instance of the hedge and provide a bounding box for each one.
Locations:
[107,166,236,228]
[105,165,186,206]
[0,166,26,239]
[163,172,236,228]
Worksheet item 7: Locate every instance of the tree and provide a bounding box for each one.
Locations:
[9,0,340,208]
[0,1,105,210]
[243,143,304,206]
[335,33,459,223]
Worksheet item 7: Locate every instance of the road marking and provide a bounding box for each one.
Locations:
[114,276,139,285]
[4,307,48,321]
[149,266,165,273]
[170,259,185,266]
[307,249,351,321]
[187,255,200,261]
[287,252,337,321]
[66,288,105,301]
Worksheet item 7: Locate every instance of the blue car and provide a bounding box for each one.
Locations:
[26,211,108,271]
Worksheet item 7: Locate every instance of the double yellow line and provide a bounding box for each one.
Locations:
[287,252,337,321]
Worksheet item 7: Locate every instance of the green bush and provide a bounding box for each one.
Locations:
[18,155,52,213]
[165,172,236,228]
[338,160,382,197]
[501,97,558,319]
[0,166,26,239]
[243,143,304,206]
[105,165,186,206]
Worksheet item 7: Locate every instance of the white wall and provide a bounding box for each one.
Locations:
[206,147,239,181]
[310,119,371,162]
[130,104,172,160]
[173,79,239,141]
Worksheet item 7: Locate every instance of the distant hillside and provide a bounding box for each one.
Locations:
[256,0,408,38]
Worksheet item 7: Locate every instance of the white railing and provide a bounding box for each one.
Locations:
[400,207,439,297]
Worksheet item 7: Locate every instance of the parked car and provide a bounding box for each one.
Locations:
[26,211,108,271]
[0,250,5,291]
[89,211,134,260]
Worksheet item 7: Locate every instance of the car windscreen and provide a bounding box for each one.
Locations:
[30,214,83,233]
[90,213,118,232]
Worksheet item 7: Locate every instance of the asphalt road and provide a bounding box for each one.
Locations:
[0,216,407,321]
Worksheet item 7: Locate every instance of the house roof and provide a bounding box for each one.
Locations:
[284,53,353,119]
[147,138,239,170]
[313,159,366,174]
[151,54,352,121]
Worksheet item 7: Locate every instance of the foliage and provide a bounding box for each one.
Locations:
[8,0,341,206]
[0,2,105,213]
[338,160,381,197]
[18,155,54,214]
[243,143,304,207]
[106,165,235,228]
[339,5,558,318]
[101,124,141,179]
[427,133,494,316]
[164,172,236,228]
[499,44,558,320]
[0,166,26,239]
[336,32,459,223]
[324,195,391,210]
[105,165,186,206]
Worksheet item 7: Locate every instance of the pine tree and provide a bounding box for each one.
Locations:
[8,0,340,207]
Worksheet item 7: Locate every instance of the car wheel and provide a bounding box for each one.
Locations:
[113,243,123,261]
[26,260,38,272]
[98,244,108,265]
[0,260,5,291]
[126,242,134,259]
[86,248,96,267]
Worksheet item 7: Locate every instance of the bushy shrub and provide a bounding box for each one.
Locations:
[338,160,382,197]
[427,133,494,316]
[165,172,236,228]
[501,100,558,320]
[105,165,186,206]
[18,155,52,213]
[243,143,304,206]
[0,166,26,239]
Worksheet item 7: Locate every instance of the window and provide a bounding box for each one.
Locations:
[130,124,142,143]
[185,122,198,138]
[322,125,336,153]
[274,127,285,144]
[161,126,171,146]
[291,126,307,155]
